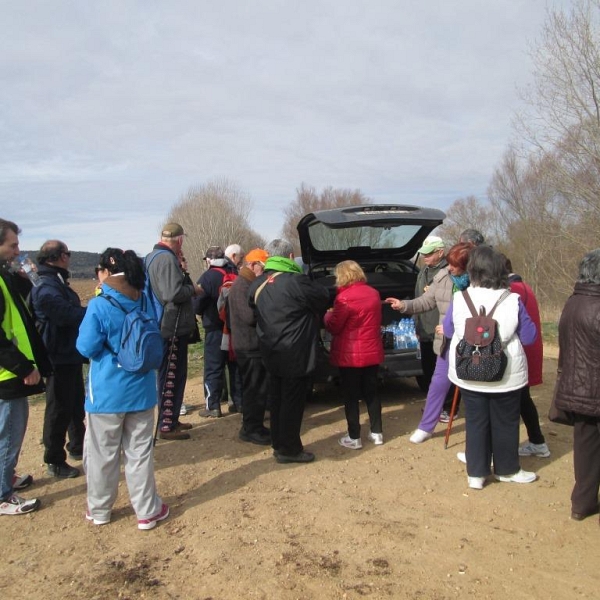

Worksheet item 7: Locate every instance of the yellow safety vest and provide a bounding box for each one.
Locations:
[0,276,35,382]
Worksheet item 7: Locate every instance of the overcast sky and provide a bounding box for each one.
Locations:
[1,1,569,254]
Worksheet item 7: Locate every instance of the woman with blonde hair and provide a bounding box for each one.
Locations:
[324,260,384,449]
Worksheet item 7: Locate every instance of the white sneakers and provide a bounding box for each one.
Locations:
[86,511,111,526]
[518,442,550,458]
[180,404,188,416]
[338,432,383,449]
[468,476,485,490]
[494,469,537,484]
[458,453,537,486]
[368,431,384,445]
[338,435,362,450]
[409,429,432,444]
[0,494,40,515]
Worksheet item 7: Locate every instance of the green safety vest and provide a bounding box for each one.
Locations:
[0,276,35,382]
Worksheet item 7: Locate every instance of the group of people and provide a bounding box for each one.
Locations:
[1,215,599,526]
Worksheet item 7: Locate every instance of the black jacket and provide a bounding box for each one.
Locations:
[29,265,86,365]
[0,268,52,399]
[195,262,237,332]
[248,270,330,378]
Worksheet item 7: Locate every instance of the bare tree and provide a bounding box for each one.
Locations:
[281,183,371,253]
[435,195,498,246]
[166,178,265,277]
[518,0,600,234]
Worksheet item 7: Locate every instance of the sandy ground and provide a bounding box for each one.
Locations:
[3,350,600,600]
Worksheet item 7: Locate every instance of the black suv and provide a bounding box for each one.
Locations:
[297,204,446,384]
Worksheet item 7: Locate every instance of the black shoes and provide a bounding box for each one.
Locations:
[199,408,222,418]
[571,508,599,521]
[239,428,271,446]
[159,430,190,440]
[275,451,315,464]
[47,462,80,478]
[69,452,83,461]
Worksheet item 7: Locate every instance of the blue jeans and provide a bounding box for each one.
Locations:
[0,396,29,500]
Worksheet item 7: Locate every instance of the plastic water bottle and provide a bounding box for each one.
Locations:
[12,254,41,286]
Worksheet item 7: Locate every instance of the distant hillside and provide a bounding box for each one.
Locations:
[23,250,100,279]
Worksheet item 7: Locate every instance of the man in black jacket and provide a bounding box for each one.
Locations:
[228,248,270,445]
[0,219,51,514]
[248,239,330,463]
[30,240,86,478]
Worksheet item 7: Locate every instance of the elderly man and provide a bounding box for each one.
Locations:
[414,236,447,392]
[30,240,86,478]
[195,245,242,417]
[248,239,330,463]
[145,222,201,440]
[225,244,244,271]
[0,219,51,514]
[228,248,271,445]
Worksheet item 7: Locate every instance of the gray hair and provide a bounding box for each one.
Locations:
[577,248,600,285]
[265,238,294,258]
[225,244,242,259]
[459,229,485,246]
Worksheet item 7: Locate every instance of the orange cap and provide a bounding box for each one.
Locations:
[245,248,268,263]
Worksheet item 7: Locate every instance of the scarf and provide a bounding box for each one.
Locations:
[264,256,302,274]
[451,272,470,292]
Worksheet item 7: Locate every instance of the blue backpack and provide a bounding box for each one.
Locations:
[143,250,168,325]
[101,294,163,374]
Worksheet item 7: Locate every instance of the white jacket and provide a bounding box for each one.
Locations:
[445,287,529,393]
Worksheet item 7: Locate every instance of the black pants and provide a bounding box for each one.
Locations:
[237,354,269,434]
[572,415,600,516]
[158,334,189,432]
[462,387,521,478]
[339,365,382,440]
[43,364,85,464]
[520,386,545,444]
[269,374,309,456]
[419,341,436,392]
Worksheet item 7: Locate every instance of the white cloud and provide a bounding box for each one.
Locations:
[0,1,572,251]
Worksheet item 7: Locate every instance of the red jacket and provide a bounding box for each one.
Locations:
[324,281,384,368]
[510,278,543,386]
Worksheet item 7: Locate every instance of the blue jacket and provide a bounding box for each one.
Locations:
[30,265,86,365]
[76,276,158,414]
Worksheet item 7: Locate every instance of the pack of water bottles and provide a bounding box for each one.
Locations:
[381,318,419,351]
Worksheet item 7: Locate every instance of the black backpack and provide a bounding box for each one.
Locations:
[455,289,511,382]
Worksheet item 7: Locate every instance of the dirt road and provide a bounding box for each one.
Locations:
[3,356,599,599]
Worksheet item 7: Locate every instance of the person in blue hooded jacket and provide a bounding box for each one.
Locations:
[76,248,168,530]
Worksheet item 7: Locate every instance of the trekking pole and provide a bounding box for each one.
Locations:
[153,306,182,446]
[444,386,461,449]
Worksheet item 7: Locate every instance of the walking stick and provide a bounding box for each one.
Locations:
[153,306,182,446]
[444,386,461,449]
